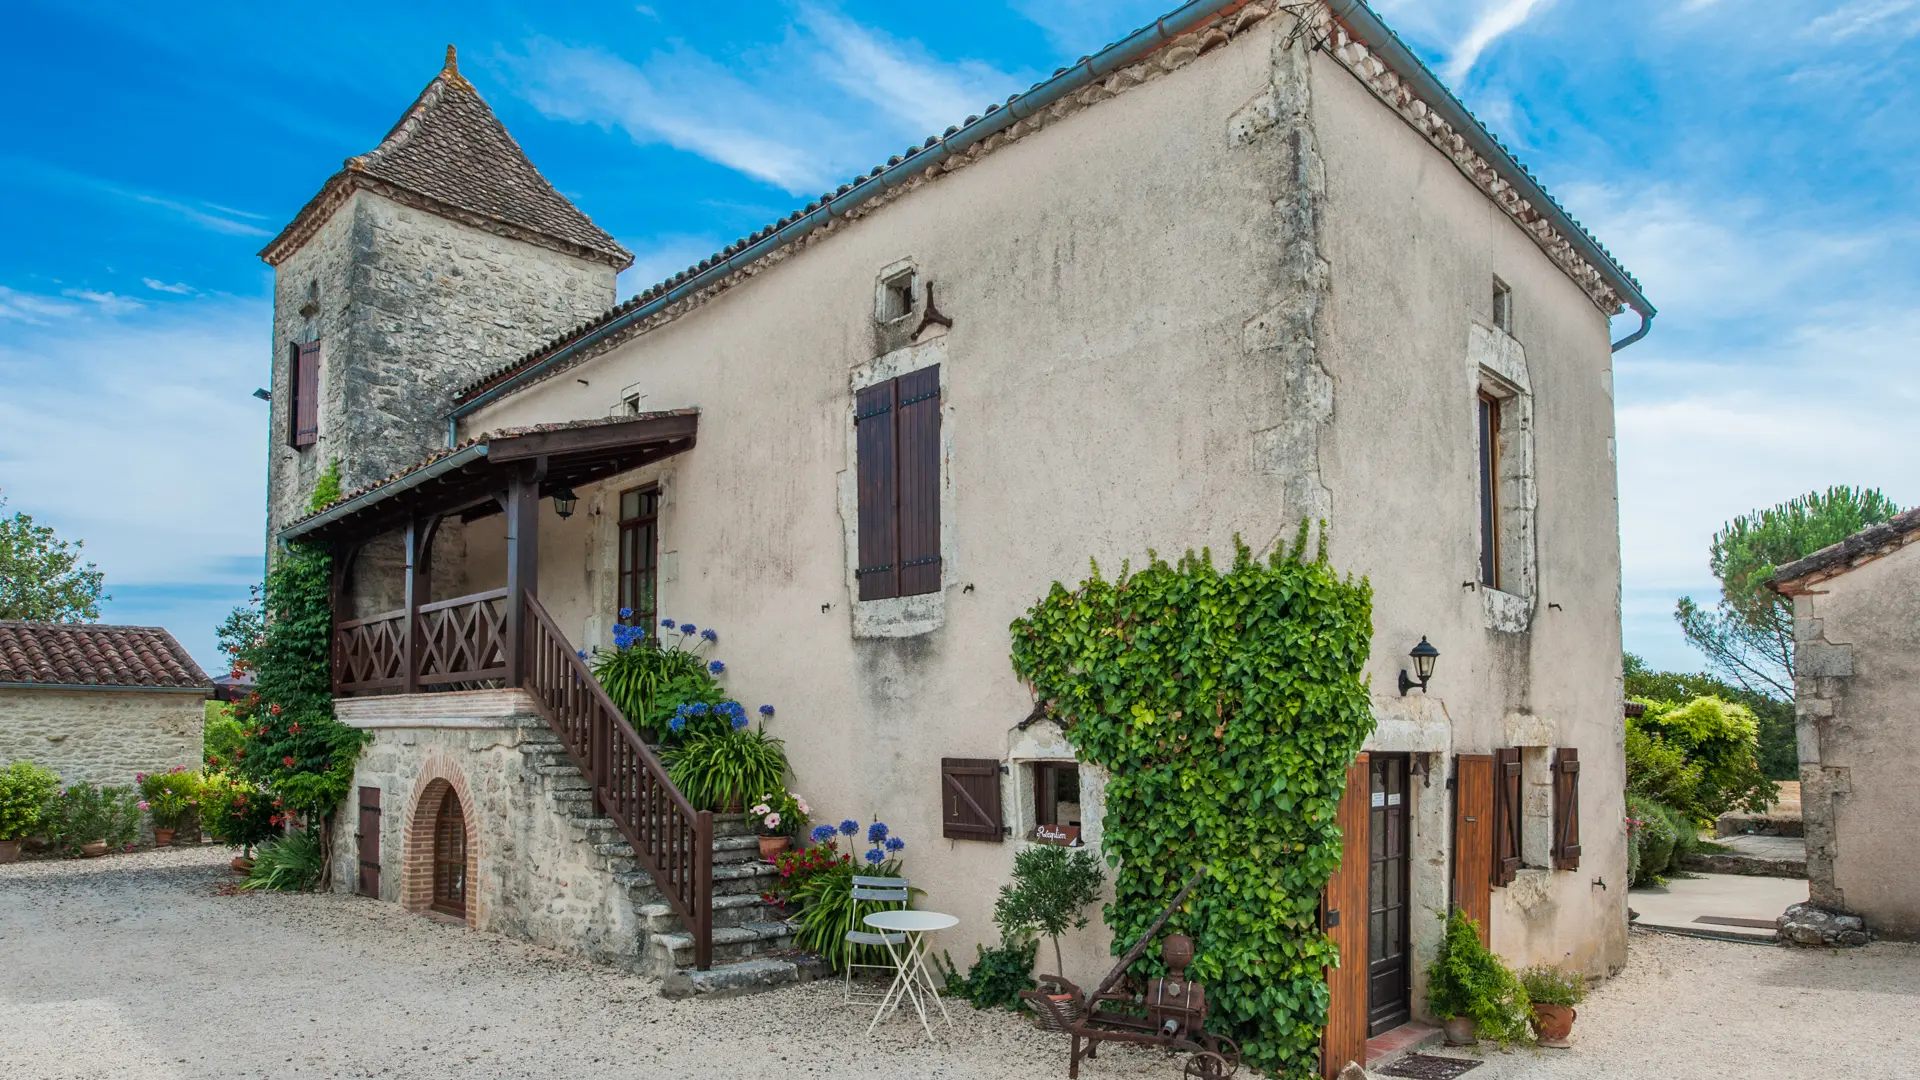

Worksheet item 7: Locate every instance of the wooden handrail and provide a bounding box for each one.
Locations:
[333,588,512,695]
[419,587,508,614]
[520,593,714,971]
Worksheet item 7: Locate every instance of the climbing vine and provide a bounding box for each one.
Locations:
[1010,526,1374,1079]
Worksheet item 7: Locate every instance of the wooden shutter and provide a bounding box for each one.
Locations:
[1492,747,1522,887]
[940,758,1003,841]
[855,380,898,600]
[293,341,320,448]
[1451,755,1493,946]
[894,365,942,598]
[1321,754,1370,1080]
[1552,748,1581,871]
[356,786,381,899]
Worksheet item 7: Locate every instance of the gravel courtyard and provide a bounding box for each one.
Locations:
[3,847,1916,1080]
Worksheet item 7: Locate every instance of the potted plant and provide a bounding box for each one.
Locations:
[747,789,809,860]
[138,767,201,847]
[664,721,788,813]
[1426,909,1532,1046]
[590,616,754,741]
[1519,965,1586,1048]
[0,761,61,863]
[47,783,140,857]
[997,845,1104,1026]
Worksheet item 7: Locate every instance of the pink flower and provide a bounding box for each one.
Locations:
[136,773,147,781]
[764,812,781,829]
[138,801,151,811]
[750,804,771,817]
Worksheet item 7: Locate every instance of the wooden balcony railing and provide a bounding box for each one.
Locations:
[522,593,714,970]
[332,589,509,695]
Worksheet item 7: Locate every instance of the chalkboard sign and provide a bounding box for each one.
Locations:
[1033,823,1081,846]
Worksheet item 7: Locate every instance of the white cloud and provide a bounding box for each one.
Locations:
[1441,0,1555,84]
[797,6,1021,135]
[0,286,82,324]
[1009,0,1174,56]
[61,289,145,315]
[1808,0,1920,40]
[616,233,729,293]
[143,278,195,294]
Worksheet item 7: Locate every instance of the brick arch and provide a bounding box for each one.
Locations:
[400,754,480,928]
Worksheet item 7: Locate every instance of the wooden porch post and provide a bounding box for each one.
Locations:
[502,461,544,688]
[401,514,420,695]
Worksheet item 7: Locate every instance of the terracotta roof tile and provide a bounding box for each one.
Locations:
[0,622,211,689]
[1770,506,1920,593]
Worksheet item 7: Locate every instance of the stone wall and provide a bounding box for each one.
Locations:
[265,189,618,537]
[327,691,644,967]
[0,688,204,787]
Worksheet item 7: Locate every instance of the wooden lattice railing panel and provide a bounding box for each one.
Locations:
[416,589,509,689]
[333,608,407,694]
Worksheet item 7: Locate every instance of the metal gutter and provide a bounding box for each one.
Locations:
[0,682,214,695]
[445,0,1240,438]
[280,443,490,542]
[1326,0,1655,350]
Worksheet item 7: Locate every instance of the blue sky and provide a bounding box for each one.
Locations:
[2,0,1917,677]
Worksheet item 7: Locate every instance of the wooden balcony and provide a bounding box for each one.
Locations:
[333,589,509,696]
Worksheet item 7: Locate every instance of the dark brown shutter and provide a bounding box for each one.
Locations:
[1452,755,1494,946]
[1321,754,1371,1079]
[1552,748,1581,871]
[940,758,1003,841]
[356,786,381,899]
[1492,747,1522,887]
[855,380,898,600]
[894,365,942,598]
[293,341,320,448]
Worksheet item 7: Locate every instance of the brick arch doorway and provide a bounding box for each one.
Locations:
[402,760,479,928]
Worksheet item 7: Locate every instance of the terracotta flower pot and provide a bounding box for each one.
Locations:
[0,839,20,864]
[153,828,175,848]
[758,835,791,861]
[1531,1004,1576,1048]
[80,841,109,858]
[231,856,255,874]
[1442,1016,1477,1046]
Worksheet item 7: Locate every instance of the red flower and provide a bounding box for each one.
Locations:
[282,756,295,768]
[269,814,282,826]
[269,703,282,715]
[288,722,300,734]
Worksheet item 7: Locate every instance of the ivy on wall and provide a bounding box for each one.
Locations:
[1010,528,1374,1079]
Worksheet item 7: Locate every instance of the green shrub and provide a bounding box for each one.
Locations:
[1426,909,1531,1045]
[934,939,1040,1011]
[591,618,732,739]
[46,784,141,849]
[664,728,788,812]
[201,771,281,856]
[0,761,61,841]
[784,822,916,972]
[1518,965,1586,1008]
[242,828,324,891]
[993,845,1104,977]
[203,702,246,772]
[137,767,202,830]
[1629,696,1775,824]
[1624,724,1700,815]
[1626,794,1678,886]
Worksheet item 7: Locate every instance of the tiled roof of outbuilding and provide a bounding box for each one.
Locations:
[0,622,211,690]
[259,47,632,270]
[1770,507,1920,595]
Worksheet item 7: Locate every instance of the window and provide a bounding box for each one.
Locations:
[618,486,660,635]
[1030,762,1082,830]
[855,364,941,601]
[1492,277,1513,333]
[1477,390,1502,589]
[289,340,319,449]
[879,270,915,322]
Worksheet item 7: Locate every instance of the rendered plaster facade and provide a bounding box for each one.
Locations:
[0,688,205,787]
[448,10,1629,993]
[1785,541,1920,938]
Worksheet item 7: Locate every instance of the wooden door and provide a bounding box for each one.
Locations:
[1322,754,1370,1080]
[356,787,381,899]
[1367,756,1412,1035]
[431,788,467,918]
[1453,755,1494,946]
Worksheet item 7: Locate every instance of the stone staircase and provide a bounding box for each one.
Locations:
[519,727,825,997]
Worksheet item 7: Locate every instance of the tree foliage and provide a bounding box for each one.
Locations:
[1624,653,1796,780]
[1010,527,1374,1079]
[1627,696,1775,824]
[1676,486,1900,698]
[0,491,107,622]
[993,844,1105,977]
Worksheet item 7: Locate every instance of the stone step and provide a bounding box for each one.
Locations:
[644,921,796,978]
[659,955,827,1000]
[638,892,780,932]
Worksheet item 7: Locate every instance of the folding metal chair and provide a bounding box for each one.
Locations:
[843,875,910,1003]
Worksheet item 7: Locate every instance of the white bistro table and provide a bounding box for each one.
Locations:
[862,909,958,1038]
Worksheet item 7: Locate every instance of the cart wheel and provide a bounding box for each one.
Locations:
[1201,1034,1241,1070]
[1183,1051,1234,1080]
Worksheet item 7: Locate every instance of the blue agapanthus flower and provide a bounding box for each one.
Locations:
[730,713,748,730]
[577,649,588,660]
[669,714,686,733]
[619,607,633,619]
[865,848,885,865]
[701,628,718,643]
[680,623,697,635]
[708,660,726,674]
[661,619,676,629]
[811,824,835,844]
[867,822,889,844]
[839,819,858,836]
[690,702,710,716]
[759,704,775,717]
[885,837,905,852]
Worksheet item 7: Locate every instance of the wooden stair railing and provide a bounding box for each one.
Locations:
[520,594,714,970]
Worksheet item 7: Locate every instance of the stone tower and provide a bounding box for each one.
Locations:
[258,46,631,537]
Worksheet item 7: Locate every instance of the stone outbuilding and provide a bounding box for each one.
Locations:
[0,621,210,786]
[1771,507,1920,940]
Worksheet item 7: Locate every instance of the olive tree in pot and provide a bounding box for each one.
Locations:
[998,845,1104,1024]
[0,761,61,862]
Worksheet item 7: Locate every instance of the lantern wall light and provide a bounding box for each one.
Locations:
[1398,636,1440,696]
[552,486,579,519]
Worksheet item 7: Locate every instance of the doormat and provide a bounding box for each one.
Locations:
[1694,915,1779,930]
[1377,1053,1483,1079]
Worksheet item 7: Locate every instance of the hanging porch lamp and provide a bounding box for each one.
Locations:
[552,486,579,520]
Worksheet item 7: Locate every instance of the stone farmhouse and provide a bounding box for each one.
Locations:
[1771,508,1920,940]
[0,622,209,787]
[256,1,1652,1065]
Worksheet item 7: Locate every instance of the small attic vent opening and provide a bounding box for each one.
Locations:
[879,270,916,323]
[1492,277,1513,333]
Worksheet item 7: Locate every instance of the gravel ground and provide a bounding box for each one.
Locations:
[4,849,1915,1080]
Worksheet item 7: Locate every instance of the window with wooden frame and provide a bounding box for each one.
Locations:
[1030,762,1082,831]
[940,757,1003,841]
[1476,390,1502,589]
[1551,748,1581,871]
[855,364,941,602]
[1491,747,1523,887]
[617,485,660,635]
[289,340,320,449]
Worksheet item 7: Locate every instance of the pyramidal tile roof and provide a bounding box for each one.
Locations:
[0,622,211,690]
[260,46,632,269]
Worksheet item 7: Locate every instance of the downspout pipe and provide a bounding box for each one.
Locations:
[444,0,1238,442]
[1326,1,1656,351]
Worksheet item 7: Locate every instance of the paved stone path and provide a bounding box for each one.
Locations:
[1630,872,1807,940]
